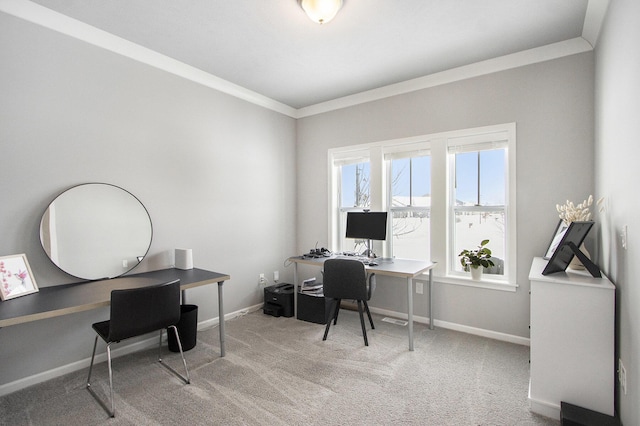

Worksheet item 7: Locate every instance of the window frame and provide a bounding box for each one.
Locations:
[328,124,517,292]
[330,148,373,254]
[385,145,432,261]
[447,136,508,279]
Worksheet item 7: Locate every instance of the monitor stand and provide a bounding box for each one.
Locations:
[363,239,377,259]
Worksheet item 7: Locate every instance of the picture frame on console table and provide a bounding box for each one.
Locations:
[543,220,569,260]
[0,253,39,301]
[541,221,601,278]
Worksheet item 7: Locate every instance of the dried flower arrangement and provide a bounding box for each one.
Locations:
[556,195,604,225]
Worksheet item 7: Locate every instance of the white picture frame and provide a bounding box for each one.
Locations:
[0,253,39,301]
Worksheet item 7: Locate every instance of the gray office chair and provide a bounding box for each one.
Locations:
[322,259,376,346]
[86,279,190,417]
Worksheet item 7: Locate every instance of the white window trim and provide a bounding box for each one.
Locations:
[385,149,432,260]
[328,123,517,292]
[447,140,509,279]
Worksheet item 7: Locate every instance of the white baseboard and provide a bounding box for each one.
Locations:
[368,306,531,346]
[0,335,159,398]
[528,382,561,420]
[0,302,526,397]
[0,305,260,397]
[197,303,262,330]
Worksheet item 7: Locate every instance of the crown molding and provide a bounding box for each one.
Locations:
[0,0,298,118]
[2,0,603,120]
[582,0,610,48]
[296,37,593,118]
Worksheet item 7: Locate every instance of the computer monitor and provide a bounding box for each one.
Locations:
[345,212,388,241]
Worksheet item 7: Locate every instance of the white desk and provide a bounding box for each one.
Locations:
[289,255,436,351]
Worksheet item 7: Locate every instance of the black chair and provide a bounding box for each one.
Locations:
[322,259,376,346]
[86,279,190,417]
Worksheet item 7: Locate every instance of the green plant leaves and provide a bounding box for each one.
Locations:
[458,240,495,269]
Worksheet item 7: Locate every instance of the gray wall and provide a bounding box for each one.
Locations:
[595,0,640,424]
[296,52,595,339]
[0,13,296,386]
[2,5,619,415]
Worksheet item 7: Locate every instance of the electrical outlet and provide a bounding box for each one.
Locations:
[416,282,423,294]
[619,359,627,395]
[258,273,267,287]
[274,271,279,281]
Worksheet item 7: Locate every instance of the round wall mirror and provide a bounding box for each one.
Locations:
[40,183,153,280]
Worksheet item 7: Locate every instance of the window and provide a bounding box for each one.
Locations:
[387,151,431,261]
[449,141,507,277]
[331,151,371,254]
[341,162,370,209]
[328,124,516,290]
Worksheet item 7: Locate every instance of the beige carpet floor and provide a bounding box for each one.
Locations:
[0,309,558,425]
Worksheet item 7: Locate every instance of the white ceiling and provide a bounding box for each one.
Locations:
[7,0,605,114]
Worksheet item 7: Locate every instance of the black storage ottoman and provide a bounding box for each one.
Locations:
[297,292,332,324]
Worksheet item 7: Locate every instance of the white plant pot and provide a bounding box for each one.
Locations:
[470,266,483,281]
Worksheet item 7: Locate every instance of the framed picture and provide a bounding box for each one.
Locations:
[543,220,569,260]
[0,254,39,301]
[542,221,599,277]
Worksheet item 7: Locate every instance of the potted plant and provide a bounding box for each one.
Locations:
[459,239,495,280]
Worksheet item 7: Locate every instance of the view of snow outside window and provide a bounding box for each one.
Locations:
[453,149,506,275]
[390,156,431,261]
[340,148,506,275]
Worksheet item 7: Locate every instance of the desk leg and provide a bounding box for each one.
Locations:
[407,277,414,351]
[428,269,434,330]
[293,262,298,318]
[218,281,225,357]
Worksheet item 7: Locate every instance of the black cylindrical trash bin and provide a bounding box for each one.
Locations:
[168,304,198,352]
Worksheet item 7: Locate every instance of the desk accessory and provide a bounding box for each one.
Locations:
[175,248,193,270]
[0,253,39,301]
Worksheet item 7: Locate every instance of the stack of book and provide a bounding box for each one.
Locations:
[299,277,323,297]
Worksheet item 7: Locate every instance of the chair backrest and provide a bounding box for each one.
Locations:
[323,259,367,300]
[108,279,181,342]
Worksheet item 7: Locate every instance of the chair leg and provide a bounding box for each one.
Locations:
[323,299,339,341]
[106,344,115,416]
[86,337,116,417]
[363,300,375,329]
[158,327,191,384]
[357,300,369,346]
[86,335,98,387]
[333,299,341,324]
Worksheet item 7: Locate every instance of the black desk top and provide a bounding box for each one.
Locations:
[0,268,230,328]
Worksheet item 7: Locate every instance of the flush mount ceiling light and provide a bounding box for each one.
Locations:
[298,0,343,25]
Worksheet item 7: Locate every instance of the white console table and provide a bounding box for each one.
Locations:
[528,257,615,419]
